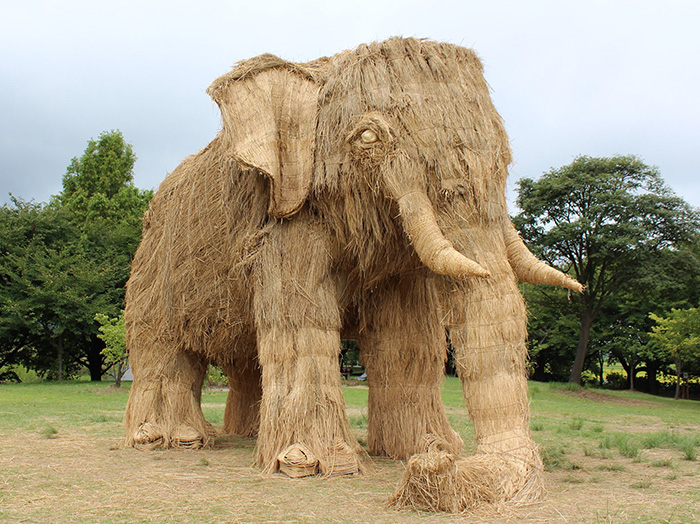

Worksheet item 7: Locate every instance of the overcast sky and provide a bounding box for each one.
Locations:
[2,0,699,212]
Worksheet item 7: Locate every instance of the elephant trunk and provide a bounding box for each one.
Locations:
[504,222,583,292]
[395,190,490,279]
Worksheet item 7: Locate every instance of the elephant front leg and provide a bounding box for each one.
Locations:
[452,276,543,504]
[359,276,463,459]
[252,218,361,476]
[391,272,543,511]
[124,345,215,450]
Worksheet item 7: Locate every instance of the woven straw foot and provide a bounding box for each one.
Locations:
[171,424,206,449]
[324,440,361,477]
[276,441,361,478]
[389,436,544,513]
[133,422,166,450]
[132,422,211,450]
[277,443,319,478]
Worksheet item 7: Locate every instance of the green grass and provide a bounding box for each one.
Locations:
[39,425,58,439]
[568,417,585,430]
[597,463,626,472]
[617,436,640,459]
[651,458,674,468]
[680,441,697,461]
[531,420,545,431]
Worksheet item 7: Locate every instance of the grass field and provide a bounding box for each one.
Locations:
[0,378,698,523]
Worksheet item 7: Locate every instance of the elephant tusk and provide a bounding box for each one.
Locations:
[396,191,490,279]
[504,222,583,292]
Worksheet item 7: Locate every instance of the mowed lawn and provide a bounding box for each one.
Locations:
[0,378,698,524]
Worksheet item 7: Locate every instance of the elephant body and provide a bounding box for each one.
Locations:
[124,38,581,508]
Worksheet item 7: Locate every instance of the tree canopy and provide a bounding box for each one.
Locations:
[649,306,700,399]
[0,131,151,381]
[515,155,699,385]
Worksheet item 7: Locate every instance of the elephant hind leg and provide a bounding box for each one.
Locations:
[359,276,463,460]
[221,349,262,437]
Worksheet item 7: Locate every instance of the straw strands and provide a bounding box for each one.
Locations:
[389,435,544,512]
[123,36,581,510]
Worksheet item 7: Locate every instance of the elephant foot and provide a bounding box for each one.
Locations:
[324,440,361,477]
[389,435,544,513]
[132,423,211,450]
[277,441,360,478]
[171,424,206,449]
[133,422,166,450]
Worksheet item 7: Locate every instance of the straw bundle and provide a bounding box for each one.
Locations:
[390,435,543,512]
[389,435,497,512]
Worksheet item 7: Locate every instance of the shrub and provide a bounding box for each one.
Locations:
[206,365,228,387]
[603,372,628,390]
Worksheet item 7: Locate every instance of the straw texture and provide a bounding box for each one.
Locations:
[123,36,581,506]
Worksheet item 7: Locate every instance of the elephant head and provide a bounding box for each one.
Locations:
[206,38,582,293]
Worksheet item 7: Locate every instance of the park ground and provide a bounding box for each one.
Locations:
[0,378,698,524]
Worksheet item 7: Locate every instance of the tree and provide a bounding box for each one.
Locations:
[606,246,700,391]
[515,155,699,385]
[0,199,112,379]
[95,311,128,387]
[649,306,700,399]
[0,131,151,382]
[54,130,152,380]
[521,283,581,382]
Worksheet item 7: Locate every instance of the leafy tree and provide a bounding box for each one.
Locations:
[649,306,700,399]
[606,246,700,391]
[95,311,128,387]
[0,199,112,379]
[521,283,580,382]
[0,131,151,381]
[515,155,699,384]
[53,130,152,380]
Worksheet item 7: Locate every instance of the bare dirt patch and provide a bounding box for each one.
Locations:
[555,388,659,406]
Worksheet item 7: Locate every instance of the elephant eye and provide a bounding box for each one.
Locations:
[346,113,393,153]
[360,129,379,144]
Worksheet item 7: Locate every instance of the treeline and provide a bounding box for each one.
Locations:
[1,137,699,398]
[514,155,700,398]
[0,131,152,381]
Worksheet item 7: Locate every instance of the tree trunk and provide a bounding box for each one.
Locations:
[596,351,605,387]
[646,361,659,395]
[629,364,635,391]
[114,362,123,388]
[674,357,682,400]
[57,336,64,382]
[86,337,104,382]
[569,310,593,384]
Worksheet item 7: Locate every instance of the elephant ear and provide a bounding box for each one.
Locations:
[207,55,320,218]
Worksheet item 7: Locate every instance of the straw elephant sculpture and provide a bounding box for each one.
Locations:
[124,37,582,511]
